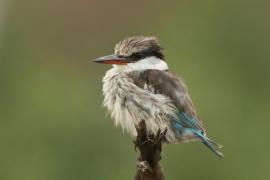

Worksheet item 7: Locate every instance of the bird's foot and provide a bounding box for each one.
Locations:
[134,120,167,150]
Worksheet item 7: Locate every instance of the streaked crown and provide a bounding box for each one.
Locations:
[114,36,164,60]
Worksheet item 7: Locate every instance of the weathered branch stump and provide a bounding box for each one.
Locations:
[134,120,167,180]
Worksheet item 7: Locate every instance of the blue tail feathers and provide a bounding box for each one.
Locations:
[172,112,223,158]
[193,129,224,158]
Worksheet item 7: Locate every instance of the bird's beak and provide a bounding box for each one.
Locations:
[93,54,128,65]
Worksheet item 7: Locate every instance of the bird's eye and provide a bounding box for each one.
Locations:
[133,53,143,59]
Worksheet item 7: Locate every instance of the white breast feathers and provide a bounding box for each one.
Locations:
[102,67,178,142]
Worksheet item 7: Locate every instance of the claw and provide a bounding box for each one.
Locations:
[156,127,167,142]
[159,128,167,139]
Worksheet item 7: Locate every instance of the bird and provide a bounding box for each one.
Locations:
[94,36,223,158]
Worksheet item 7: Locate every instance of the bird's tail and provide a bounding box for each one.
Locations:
[195,131,224,159]
[171,119,223,158]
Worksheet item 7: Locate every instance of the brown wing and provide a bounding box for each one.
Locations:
[128,69,205,132]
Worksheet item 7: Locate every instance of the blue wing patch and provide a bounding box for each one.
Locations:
[176,112,205,133]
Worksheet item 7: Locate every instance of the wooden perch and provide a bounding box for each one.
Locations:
[134,120,167,180]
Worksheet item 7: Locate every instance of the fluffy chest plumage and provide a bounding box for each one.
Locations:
[102,67,178,141]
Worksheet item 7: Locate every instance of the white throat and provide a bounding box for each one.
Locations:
[113,56,168,72]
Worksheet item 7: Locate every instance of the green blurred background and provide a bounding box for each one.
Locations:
[1,0,269,179]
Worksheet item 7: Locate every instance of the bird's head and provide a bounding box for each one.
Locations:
[94,36,167,71]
